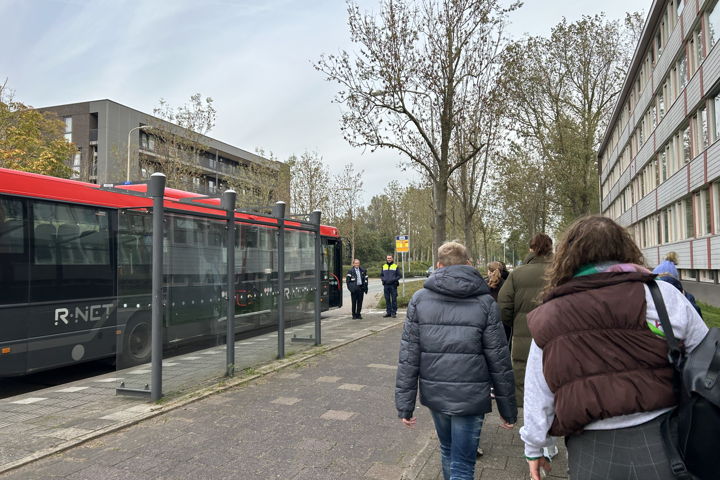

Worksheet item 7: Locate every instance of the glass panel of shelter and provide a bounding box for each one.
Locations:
[283,228,319,355]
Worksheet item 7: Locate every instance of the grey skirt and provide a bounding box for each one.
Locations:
[566,413,675,480]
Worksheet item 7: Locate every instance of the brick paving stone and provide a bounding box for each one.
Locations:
[365,462,404,479]
[338,383,366,391]
[319,409,356,420]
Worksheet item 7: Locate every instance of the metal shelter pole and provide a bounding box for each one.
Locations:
[310,210,322,346]
[149,173,166,401]
[222,190,237,376]
[272,201,286,359]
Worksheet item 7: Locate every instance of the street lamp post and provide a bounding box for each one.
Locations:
[126,125,152,182]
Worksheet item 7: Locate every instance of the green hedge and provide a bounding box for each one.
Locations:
[377,280,426,310]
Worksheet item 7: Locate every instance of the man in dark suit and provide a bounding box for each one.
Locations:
[346,259,369,319]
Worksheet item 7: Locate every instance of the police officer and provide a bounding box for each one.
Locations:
[381,254,401,318]
[346,259,369,319]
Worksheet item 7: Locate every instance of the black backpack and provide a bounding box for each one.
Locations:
[648,281,720,480]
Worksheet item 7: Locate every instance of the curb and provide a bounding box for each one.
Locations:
[0,317,404,475]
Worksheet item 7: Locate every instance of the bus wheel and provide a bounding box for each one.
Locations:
[119,314,151,368]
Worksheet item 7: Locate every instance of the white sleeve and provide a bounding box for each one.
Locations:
[644,281,709,352]
[520,340,557,458]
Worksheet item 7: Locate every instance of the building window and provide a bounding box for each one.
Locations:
[693,106,709,154]
[699,269,716,283]
[689,26,704,73]
[678,53,688,90]
[713,181,720,233]
[684,198,694,238]
[71,152,81,180]
[710,1,720,48]
[682,125,691,163]
[658,92,666,119]
[63,116,72,142]
[695,188,712,236]
[140,131,155,151]
[681,269,697,281]
[89,146,98,180]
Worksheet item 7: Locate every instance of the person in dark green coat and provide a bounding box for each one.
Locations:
[497,233,553,407]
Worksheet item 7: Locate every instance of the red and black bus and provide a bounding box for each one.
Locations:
[0,168,343,376]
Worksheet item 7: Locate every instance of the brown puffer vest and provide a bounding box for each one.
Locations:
[527,272,676,436]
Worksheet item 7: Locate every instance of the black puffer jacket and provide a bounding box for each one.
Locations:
[395,265,517,422]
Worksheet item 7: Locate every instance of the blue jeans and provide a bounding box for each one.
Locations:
[430,410,484,480]
[383,285,397,315]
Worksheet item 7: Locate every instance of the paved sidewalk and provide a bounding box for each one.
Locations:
[1,286,567,480]
[0,317,437,479]
[0,298,397,475]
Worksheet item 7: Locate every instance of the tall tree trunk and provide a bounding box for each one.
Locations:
[432,177,448,265]
[463,209,475,261]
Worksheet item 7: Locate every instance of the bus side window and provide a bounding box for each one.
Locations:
[34,223,57,264]
[0,196,29,305]
[30,200,113,302]
[57,223,87,264]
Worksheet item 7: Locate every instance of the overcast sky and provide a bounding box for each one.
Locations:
[1,0,648,201]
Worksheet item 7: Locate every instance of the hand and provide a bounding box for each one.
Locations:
[528,457,552,480]
[499,418,515,430]
[401,417,417,428]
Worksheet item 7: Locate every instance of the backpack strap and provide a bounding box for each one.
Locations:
[647,280,684,369]
[660,412,694,480]
[649,280,695,479]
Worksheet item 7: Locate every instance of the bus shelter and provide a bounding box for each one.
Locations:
[111,174,338,400]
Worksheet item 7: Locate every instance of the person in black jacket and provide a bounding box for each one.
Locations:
[395,241,517,480]
[380,254,401,318]
[346,259,369,319]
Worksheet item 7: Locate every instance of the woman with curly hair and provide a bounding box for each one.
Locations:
[520,215,708,480]
[485,261,504,299]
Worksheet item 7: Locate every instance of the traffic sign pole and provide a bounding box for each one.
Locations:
[395,235,409,298]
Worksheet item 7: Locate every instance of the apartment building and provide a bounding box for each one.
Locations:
[598,0,720,305]
[40,99,287,203]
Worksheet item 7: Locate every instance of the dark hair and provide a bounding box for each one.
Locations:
[529,233,553,257]
[544,215,645,295]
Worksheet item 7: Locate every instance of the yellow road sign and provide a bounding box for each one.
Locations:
[395,235,409,253]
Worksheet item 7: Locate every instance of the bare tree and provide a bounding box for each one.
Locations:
[140,94,216,190]
[332,163,364,260]
[289,151,330,215]
[448,84,503,257]
[316,0,518,260]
